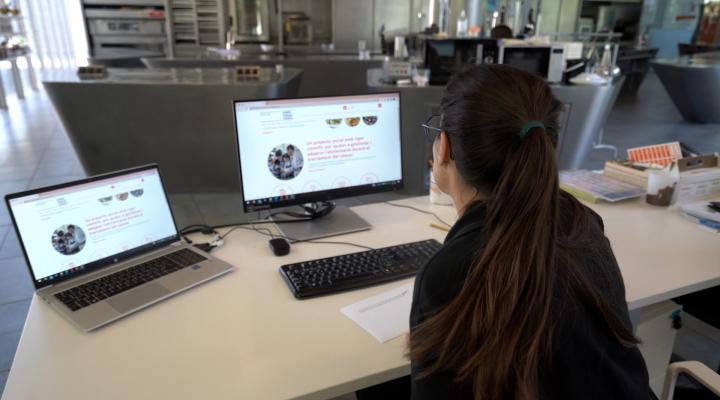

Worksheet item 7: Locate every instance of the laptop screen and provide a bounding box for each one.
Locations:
[7,167,178,286]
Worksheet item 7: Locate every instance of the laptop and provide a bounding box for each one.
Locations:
[5,164,234,332]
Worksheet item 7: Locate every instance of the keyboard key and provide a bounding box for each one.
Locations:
[279,239,442,299]
[54,248,207,312]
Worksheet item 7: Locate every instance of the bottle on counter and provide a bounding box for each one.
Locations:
[439,0,451,35]
[597,43,614,78]
[457,10,468,38]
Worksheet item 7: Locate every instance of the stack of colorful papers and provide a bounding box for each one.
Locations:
[560,170,646,203]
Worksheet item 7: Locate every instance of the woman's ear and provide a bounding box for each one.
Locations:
[435,131,452,166]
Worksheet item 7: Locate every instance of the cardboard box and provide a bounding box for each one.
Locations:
[676,155,720,202]
[604,155,720,203]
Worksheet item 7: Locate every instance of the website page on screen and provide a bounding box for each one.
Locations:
[8,169,177,283]
[235,94,402,206]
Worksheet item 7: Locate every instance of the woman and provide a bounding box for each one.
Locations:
[409,65,651,400]
[280,153,294,179]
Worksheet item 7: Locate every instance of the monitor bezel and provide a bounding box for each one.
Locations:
[232,92,404,213]
[4,164,181,290]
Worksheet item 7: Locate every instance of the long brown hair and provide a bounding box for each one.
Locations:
[409,65,638,399]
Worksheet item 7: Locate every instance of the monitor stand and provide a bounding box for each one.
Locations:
[272,205,371,242]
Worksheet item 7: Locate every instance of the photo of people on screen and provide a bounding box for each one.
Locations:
[268,144,303,180]
[51,224,87,255]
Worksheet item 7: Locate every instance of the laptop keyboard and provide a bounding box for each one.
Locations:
[54,248,207,312]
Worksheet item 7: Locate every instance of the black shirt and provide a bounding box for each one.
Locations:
[410,200,651,400]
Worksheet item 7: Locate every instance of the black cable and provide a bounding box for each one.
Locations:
[181,202,378,252]
[384,201,453,227]
[179,202,339,237]
[219,224,272,240]
[179,217,312,236]
[222,225,375,251]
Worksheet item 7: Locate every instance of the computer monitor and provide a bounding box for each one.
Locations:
[424,38,499,85]
[233,92,403,240]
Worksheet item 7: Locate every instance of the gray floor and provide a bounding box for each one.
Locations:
[586,73,720,170]
[0,69,718,397]
[0,68,86,395]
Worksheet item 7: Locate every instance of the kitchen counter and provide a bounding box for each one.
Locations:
[43,67,303,198]
[366,68,625,179]
[142,54,385,97]
[43,67,295,86]
[652,52,720,123]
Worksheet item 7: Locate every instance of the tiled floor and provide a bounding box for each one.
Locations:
[0,68,86,396]
[0,68,718,398]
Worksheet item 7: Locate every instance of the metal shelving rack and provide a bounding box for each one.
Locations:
[0,9,38,109]
[166,0,227,57]
[82,0,168,54]
[81,0,227,58]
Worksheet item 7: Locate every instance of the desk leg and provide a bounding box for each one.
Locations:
[0,73,7,109]
[25,56,38,91]
[593,128,619,160]
[633,301,682,397]
[10,59,25,99]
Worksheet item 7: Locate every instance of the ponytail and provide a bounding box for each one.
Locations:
[408,65,638,400]
[410,126,560,399]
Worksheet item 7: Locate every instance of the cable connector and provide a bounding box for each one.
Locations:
[208,233,225,249]
[193,242,215,253]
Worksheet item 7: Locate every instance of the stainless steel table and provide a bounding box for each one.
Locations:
[0,50,38,109]
[652,52,720,123]
[366,69,625,191]
[43,67,302,208]
[143,54,383,98]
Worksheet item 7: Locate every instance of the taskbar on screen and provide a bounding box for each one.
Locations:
[244,180,402,212]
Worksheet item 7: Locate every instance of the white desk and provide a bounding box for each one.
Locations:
[2,196,719,400]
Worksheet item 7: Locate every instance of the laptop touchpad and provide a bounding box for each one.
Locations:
[107,283,171,314]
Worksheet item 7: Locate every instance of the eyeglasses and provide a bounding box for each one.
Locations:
[421,114,442,143]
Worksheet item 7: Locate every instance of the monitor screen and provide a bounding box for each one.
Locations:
[6,167,178,285]
[502,47,550,79]
[234,93,403,212]
[425,39,499,85]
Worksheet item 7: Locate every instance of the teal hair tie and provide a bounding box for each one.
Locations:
[520,121,545,137]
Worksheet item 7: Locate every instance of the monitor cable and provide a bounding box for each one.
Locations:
[222,224,375,251]
[383,201,453,228]
[179,202,372,252]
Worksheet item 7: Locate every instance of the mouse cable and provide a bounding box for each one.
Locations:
[179,216,312,238]
[218,224,376,251]
[180,215,313,252]
[384,201,453,227]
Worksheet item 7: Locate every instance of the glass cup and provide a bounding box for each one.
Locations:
[412,68,430,87]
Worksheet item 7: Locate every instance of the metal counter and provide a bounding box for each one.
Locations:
[367,69,624,194]
[44,67,303,201]
[88,48,164,68]
[617,46,658,97]
[652,52,720,123]
[142,54,383,98]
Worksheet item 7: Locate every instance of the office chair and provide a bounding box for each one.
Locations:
[661,361,720,400]
[490,25,513,39]
[674,287,720,373]
[356,361,720,399]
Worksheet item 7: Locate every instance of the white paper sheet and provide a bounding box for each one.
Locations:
[340,282,414,343]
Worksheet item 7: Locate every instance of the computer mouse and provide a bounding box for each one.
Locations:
[269,238,291,256]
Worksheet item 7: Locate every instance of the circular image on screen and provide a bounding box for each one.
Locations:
[268,144,303,180]
[51,224,87,256]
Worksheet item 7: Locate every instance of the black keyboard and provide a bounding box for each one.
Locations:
[55,248,207,311]
[279,239,442,299]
